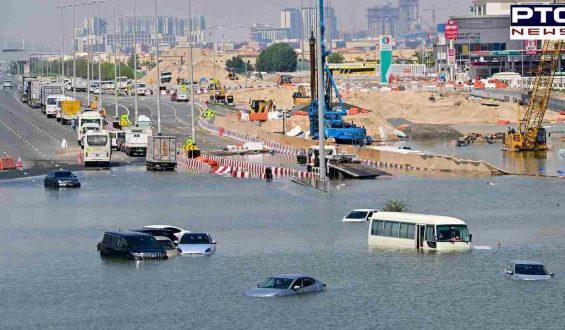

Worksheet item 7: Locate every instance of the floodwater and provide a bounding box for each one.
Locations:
[1,167,565,329]
[396,124,565,176]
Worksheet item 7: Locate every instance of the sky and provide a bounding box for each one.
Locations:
[0,0,470,50]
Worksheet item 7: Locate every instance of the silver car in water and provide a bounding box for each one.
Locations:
[245,274,326,297]
[505,260,555,281]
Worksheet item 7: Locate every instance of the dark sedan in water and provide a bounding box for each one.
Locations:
[44,171,81,188]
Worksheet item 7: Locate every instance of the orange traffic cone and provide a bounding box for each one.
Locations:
[16,157,23,168]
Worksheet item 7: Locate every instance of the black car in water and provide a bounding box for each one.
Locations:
[131,228,179,245]
[44,170,81,188]
[97,231,168,260]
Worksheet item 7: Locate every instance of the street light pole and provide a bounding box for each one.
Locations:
[96,0,103,114]
[58,5,65,93]
[72,4,77,99]
[154,0,161,135]
[83,2,91,106]
[188,0,195,142]
[133,0,138,125]
[113,0,119,119]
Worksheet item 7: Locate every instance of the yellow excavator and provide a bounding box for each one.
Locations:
[249,99,275,113]
[208,79,234,105]
[504,1,564,151]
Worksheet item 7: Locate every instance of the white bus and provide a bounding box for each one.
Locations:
[368,212,472,252]
[77,111,104,146]
[83,130,111,167]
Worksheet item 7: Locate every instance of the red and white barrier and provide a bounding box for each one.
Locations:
[177,156,212,173]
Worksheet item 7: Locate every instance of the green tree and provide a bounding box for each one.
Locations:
[382,200,407,212]
[225,55,252,74]
[256,43,297,72]
[327,52,345,64]
[128,53,139,69]
[412,50,435,67]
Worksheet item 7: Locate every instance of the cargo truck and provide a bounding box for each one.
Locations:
[29,80,42,108]
[146,136,177,171]
[40,85,63,111]
[59,99,81,124]
[120,127,149,156]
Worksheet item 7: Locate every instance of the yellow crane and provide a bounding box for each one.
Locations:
[504,1,564,151]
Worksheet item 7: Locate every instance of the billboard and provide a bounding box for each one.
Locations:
[445,19,458,40]
[379,36,392,84]
[511,4,565,40]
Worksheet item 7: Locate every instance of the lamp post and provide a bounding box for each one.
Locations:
[113,0,119,119]
[133,0,138,125]
[82,1,91,105]
[187,0,195,142]
[56,5,66,93]
[154,0,161,135]
[72,4,78,99]
[96,0,104,114]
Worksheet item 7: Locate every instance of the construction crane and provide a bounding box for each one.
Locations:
[504,42,563,151]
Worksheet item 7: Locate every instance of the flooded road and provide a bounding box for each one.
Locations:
[1,168,564,329]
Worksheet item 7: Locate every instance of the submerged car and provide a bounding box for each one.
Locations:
[44,170,81,188]
[245,274,326,297]
[342,209,378,222]
[142,225,190,241]
[177,232,216,255]
[132,228,179,245]
[154,236,179,258]
[97,231,168,260]
[3,80,12,89]
[505,260,554,281]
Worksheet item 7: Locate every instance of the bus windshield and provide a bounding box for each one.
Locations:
[436,225,470,242]
[86,135,108,146]
[81,118,101,125]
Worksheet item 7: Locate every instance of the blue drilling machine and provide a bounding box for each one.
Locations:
[307,1,372,146]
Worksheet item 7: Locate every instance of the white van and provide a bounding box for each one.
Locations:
[83,130,111,167]
[77,111,103,146]
[45,94,65,118]
[368,212,472,252]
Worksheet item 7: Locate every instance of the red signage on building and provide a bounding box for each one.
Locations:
[524,40,538,55]
[445,19,459,40]
[448,48,456,65]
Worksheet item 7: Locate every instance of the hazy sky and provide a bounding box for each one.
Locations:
[0,0,470,50]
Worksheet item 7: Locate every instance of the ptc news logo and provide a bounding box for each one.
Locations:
[511,4,565,40]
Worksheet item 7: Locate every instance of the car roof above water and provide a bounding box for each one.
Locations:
[270,274,313,280]
[510,260,544,265]
[104,231,155,239]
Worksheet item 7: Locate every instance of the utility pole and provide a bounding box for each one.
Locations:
[113,0,119,119]
[83,2,91,106]
[154,0,162,135]
[133,0,138,125]
[316,0,326,182]
[72,4,77,99]
[58,5,65,93]
[97,0,102,114]
[188,0,195,142]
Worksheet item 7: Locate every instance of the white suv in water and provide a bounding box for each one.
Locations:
[505,260,555,280]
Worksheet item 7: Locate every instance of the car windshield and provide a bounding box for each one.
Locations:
[180,234,211,244]
[346,211,369,219]
[126,236,161,249]
[87,135,108,146]
[515,264,548,275]
[54,171,73,178]
[436,225,470,242]
[259,278,294,289]
[47,98,58,105]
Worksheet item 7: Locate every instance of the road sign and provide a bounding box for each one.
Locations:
[180,84,188,92]
[448,48,456,65]
[445,19,458,40]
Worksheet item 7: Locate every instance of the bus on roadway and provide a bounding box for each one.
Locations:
[83,130,111,167]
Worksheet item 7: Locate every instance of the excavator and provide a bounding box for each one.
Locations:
[504,0,564,151]
[208,79,234,105]
[292,85,310,105]
[227,68,239,80]
[249,99,275,113]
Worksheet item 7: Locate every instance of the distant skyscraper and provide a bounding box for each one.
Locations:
[84,17,108,35]
[301,7,338,40]
[367,5,400,38]
[281,8,302,39]
[399,0,419,35]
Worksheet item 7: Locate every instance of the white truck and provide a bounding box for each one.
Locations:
[121,127,150,156]
[146,135,177,171]
[40,85,63,111]
[77,111,104,146]
[45,94,67,118]
[29,80,42,108]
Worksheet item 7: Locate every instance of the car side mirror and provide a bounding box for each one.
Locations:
[469,234,473,242]
[212,241,217,245]
[505,270,513,275]
[550,273,555,278]
[292,285,300,291]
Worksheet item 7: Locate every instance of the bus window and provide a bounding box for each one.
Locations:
[425,226,435,241]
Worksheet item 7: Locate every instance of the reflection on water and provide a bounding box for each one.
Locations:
[1,168,564,328]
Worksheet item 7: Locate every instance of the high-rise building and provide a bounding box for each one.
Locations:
[367,5,400,38]
[85,17,108,36]
[281,8,302,39]
[250,26,290,43]
[300,7,338,40]
[399,0,419,35]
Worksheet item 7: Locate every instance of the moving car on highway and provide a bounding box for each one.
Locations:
[504,260,555,281]
[97,231,168,260]
[44,170,81,188]
[177,232,216,255]
[245,275,326,297]
[176,91,189,102]
[342,209,378,222]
